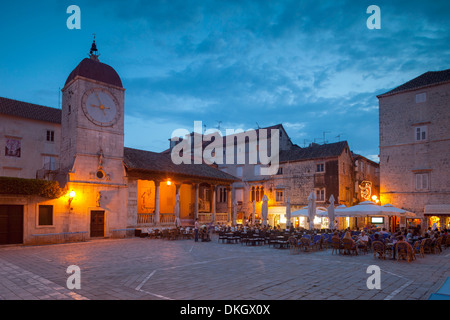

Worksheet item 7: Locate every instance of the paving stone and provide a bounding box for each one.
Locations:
[0,236,448,300]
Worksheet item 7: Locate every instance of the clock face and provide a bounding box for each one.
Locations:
[82,88,120,126]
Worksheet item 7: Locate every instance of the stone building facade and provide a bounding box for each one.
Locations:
[168,124,380,229]
[378,69,450,230]
[0,42,238,245]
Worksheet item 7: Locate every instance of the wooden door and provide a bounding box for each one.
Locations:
[0,205,24,245]
[90,211,105,237]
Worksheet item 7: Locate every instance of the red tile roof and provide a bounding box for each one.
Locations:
[0,97,61,124]
[124,147,240,183]
[378,68,450,97]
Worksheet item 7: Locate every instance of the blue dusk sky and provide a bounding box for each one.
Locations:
[1,1,449,162]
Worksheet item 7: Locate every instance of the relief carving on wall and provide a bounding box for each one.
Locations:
[359,180,372,201]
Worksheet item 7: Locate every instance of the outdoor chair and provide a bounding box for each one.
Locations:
[434,237,443,254]
[396,242,415,262]
[342,238,358,256]
[357,241,369,255]
[331,238,342,255]
[227,232,240,244]
[313,235,323,250]
[183,228,194,240]
[372,241,386,260]
[168,229,179,240]
[268,235,278,248]
[288,236,300,254]
[161,229,170,240]
[321,234,329,249]
[276,236,289,249]
[413,240,424,258]
[423,238,433,254]
[218,232,227,243]
[301,237,314,252]
[240,233,249,246]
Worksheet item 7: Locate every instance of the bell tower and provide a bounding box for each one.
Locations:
[60,38,125,185]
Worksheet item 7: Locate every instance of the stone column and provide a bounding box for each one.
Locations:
[194,183,199,220]
[175,183,181,220]
[154,180,160,225]
[227,186,232,224]
[211,185,216,223]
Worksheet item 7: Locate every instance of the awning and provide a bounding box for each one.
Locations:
[424,204,450,215]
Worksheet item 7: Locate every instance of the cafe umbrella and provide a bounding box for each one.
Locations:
[328,194,336,230]
[308,191,316,230]
[261,195,269,227]
[285,197,291,228]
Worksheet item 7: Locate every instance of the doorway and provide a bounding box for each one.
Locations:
[0,205,24,245]
[90,210,105,237]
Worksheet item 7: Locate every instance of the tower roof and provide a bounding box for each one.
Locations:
[65,58,123,88]
[65,39,123,88]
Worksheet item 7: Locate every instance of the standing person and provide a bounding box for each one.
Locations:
[194,218,199,242]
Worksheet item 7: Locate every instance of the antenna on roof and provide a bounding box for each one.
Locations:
[303,139,309,147]
[323,131,330,144]
[256,122,261,129]
[336,133,344,142]
[216,121,222,131]
[203,124,207,133]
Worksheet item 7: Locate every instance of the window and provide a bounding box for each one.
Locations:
[235,189,244,205]
[415,126,427,141]
[5,139,21,157]
[46,130,55,142]
[316,163,325,173]
[316,189,325,201]
[276,190,284,202]
[218,187,227,203]
[236,166,243,177]
[38,205,53,226]
[43,156,57,170]
[277,167,283,175]
[415,92,426,103]
[251,186,264,202]
[415,173,429,191]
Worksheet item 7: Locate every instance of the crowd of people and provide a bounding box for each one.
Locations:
[191,219,449,258]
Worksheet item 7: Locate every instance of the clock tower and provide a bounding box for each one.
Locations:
[60,39,127,236]
[61,39,125,183]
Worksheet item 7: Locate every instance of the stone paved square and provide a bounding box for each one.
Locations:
[0,235,449,301]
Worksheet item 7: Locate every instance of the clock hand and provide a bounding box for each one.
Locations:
[95,92,102,105]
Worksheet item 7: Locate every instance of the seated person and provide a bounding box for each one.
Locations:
[372,233,384,244]
[356,231,369,246]
[393,235,413,259]
[343,231,358,254]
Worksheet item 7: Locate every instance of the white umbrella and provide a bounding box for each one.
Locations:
[252,200,256,225]
[307,191,316,230]
[285,197,291,228]
[233,201,237,226]
[336,200,398,217]
[291,206,327,217]
[261,195,269,227]
[328,195,336,229]
[382,203,416,218]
